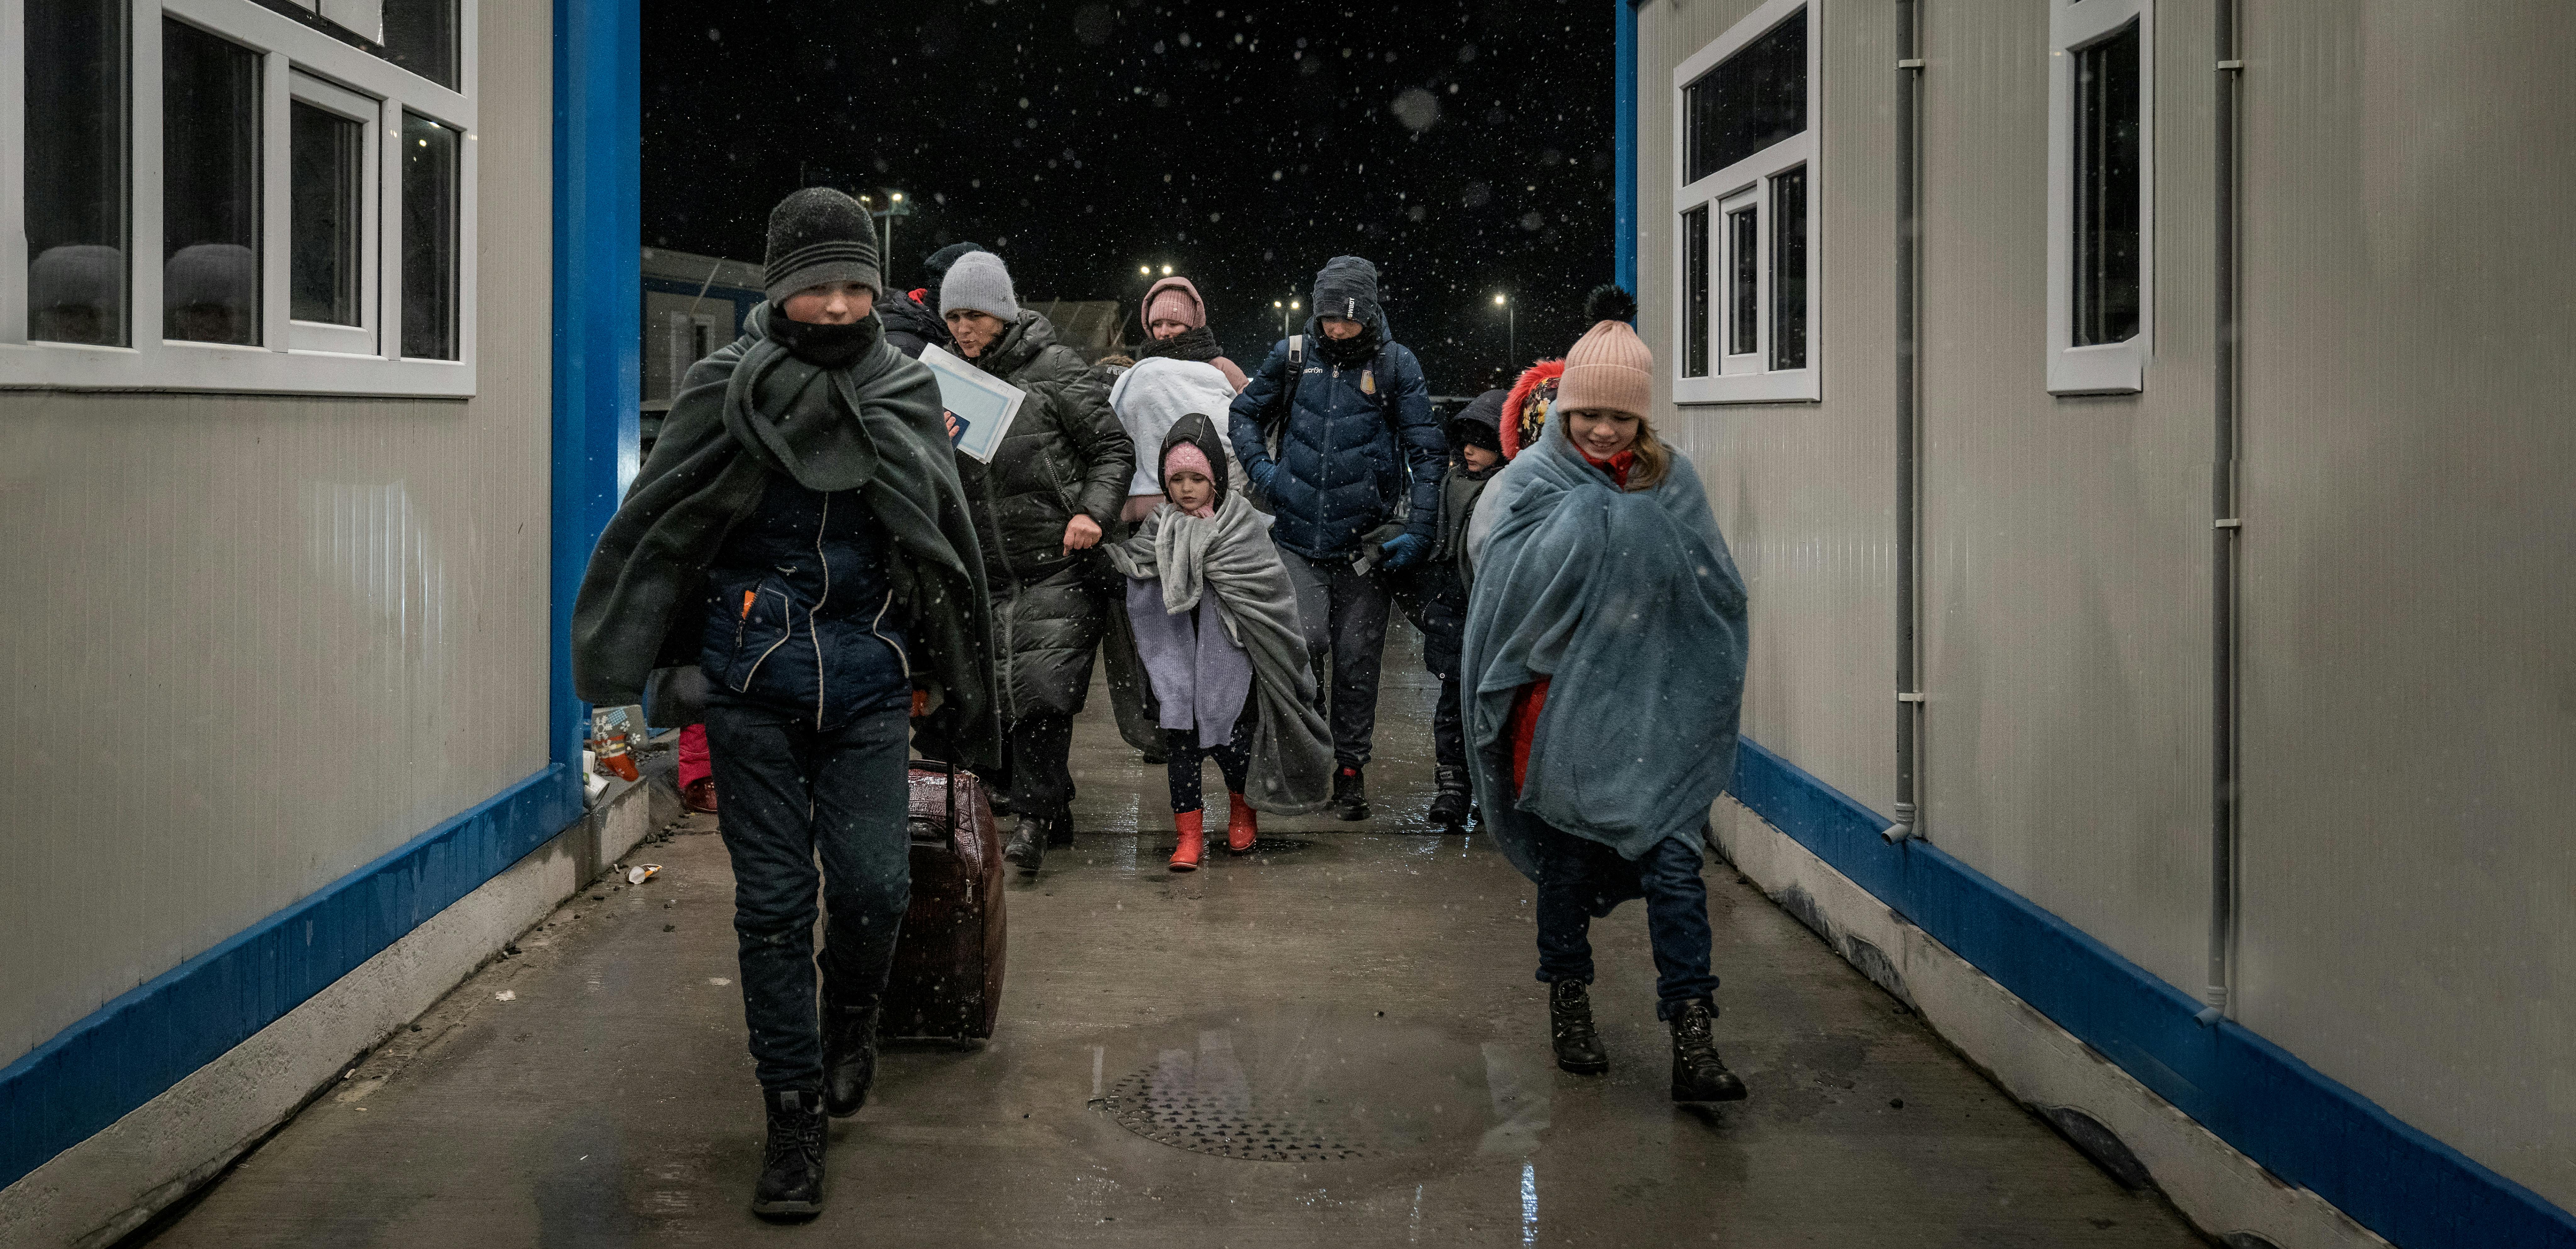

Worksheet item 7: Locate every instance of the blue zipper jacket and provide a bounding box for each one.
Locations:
[1227,328,1443,559]
[697,475,910,731]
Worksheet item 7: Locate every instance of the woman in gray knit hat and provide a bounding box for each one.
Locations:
[940,250,1138,873]
[573,186,996,1220]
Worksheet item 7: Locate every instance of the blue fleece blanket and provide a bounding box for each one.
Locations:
[1460,423,1748,886]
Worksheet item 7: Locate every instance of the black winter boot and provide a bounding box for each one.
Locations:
[1329,766,1370,821]
[1003,814,1045,874]
[1668,999,1748,1103]
[1428,767,1472,829]
[1548,979,1610,1075]
[751,1088,827,1219]
[1045,810,1075,847]
[820,1001,880,1118]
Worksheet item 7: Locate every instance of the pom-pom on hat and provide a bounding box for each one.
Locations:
[1552,285,1650,422]
[763,187,881,303]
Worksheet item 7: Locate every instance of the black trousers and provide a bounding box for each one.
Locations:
[701,698,911,1093]
[1163,704,1257,814]
[1005,710,1077,822]
[1414,578,1468,773]
[1280,548,1392,769]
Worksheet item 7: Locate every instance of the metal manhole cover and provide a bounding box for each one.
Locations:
[1099,1066,1372,1162]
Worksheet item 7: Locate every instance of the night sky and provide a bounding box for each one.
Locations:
[642,0,1616,393]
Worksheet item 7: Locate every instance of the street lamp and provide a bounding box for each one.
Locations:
[1493,293,1515,374]
[866,191,913,279]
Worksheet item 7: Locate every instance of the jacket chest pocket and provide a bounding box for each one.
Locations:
[720,579,797,694]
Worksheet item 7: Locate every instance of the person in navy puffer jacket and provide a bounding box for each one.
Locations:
[1228,256,1444,819]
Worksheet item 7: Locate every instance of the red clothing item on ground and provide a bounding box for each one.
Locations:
[677,723,711,789]
[1502,445,1634,796]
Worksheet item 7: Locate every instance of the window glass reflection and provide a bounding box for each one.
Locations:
[163,19,263,346]
[26,0,129,346]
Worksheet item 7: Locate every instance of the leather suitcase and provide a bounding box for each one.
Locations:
[882,759,1007,1043]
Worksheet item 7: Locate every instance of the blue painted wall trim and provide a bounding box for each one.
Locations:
[0,767,580,1189]
[552,0,641,765]
[1729,738,2576,1248]
[0,0,641,1196]
[1613,0,1641,293]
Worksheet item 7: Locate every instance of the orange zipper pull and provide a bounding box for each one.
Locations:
[741,589,757,619]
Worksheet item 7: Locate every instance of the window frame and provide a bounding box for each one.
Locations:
[0,0,476,396]
[1669,0,1820,405]
[2046,0,2152,395]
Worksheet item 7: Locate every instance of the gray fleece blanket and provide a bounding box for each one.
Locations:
[1461,421,1748,879]
[1107,492,1334,813]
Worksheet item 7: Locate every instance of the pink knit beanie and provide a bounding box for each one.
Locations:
[1552,318,1653,421]
[1142,277,1208,330]
[1162,442,1217,515]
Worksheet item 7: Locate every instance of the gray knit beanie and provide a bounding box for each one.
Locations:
[939,250,1019,322]
[762,187,881,302]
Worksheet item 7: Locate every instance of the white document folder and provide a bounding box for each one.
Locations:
[917,343,1027,463]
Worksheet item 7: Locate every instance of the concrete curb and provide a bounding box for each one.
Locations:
[1708,794,2392,1249]
[0,762,678,1249]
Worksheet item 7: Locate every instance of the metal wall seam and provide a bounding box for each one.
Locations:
[1886,0,1923,844]
[2201,0,2243,1026]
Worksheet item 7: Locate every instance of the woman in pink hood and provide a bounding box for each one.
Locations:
[1134,276,1250,392]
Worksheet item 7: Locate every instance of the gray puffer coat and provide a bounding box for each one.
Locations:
[958,309,1136,722]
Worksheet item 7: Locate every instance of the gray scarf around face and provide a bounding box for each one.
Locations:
[1107,491,1334,813]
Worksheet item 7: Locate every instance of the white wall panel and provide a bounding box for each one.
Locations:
[2235,0,2576,1209]
[1911,0,2215,997]
[1639,0,1899,819]
[0,0,552,1070]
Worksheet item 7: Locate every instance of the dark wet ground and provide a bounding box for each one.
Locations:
[141,624,2205,1247]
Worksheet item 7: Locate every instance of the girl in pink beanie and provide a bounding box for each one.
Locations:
[1460,285,1755,1105]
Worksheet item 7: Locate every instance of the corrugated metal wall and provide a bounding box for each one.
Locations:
[1640,0,2572,1213]
[2234,0,2576,1208]
[1637,0,1899,820]
[0,1,554,1071]
[1915,0,2213,998]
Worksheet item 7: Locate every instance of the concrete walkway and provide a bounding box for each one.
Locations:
[141,626,2204,1247]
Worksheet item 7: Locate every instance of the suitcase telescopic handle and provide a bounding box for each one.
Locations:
[912,756,959,833]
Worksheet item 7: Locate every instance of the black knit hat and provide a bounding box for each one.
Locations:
[763,188,881,303]
[922,241,986,288]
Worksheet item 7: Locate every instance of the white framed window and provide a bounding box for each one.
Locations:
[1670,0,1817,405]
[2047,0,2150,394]
[0,0,476,396]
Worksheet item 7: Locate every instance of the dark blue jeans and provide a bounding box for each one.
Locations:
[702,697,911,1093]
[1533,826,1719,1020]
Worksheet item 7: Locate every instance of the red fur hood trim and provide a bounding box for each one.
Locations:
[1501,358,1565,461]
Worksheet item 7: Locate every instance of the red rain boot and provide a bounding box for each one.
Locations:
[1226,792,1258,854]
[1169,810,1206,872]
